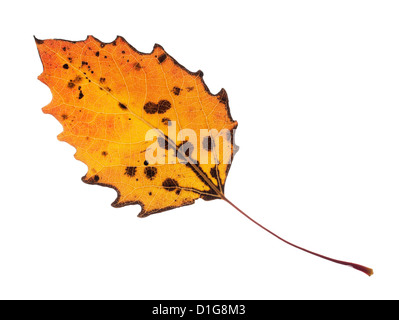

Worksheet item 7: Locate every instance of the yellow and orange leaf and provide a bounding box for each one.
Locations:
[35,35,238,217]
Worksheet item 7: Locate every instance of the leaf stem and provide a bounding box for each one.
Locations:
[222,196,373,276]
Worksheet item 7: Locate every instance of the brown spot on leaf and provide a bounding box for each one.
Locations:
[61,114,68,120]
[95,51,99,57]
[162,118,171,126]
[143,102,158,114]
[186,86,194,92]
[134,63,142,70]
[67,82,75,88]
[143,100,171,114]
[157,100,171,114]
[162,178,179,191]
[100,77,106,83]
[157,54,167,64]
[102,151,108,156]
[119,102,127,110]
[124,166,137,177]
[172,86,181,95]
[94,175,100,182]
[144,166,157,180]
[63,64,69,69]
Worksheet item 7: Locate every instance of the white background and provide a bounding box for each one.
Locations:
[0,0,398,300]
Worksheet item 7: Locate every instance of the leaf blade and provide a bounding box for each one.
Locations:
[36,36,238,216]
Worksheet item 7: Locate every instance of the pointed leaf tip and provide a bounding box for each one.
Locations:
[34,36,44,45]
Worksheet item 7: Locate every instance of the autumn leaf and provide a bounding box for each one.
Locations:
[35,35,238,217]
[35,35,372,276]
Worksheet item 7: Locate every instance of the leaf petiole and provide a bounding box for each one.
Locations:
[222,196,373,276]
